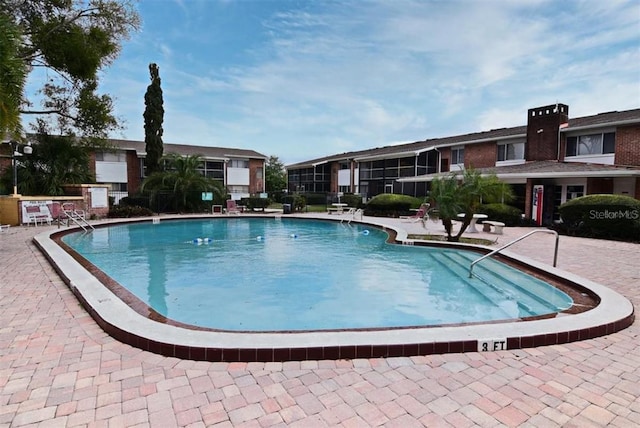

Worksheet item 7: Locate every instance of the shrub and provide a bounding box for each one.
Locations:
[241,196,272,211]
[119,195,150,208]
[478,203,523,226]
[341,193,364,208]
[108,205,154,218]
[282,194,307,212]
[364,194,423,217]
[558,194,640,241]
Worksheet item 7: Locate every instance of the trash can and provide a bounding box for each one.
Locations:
[282,204,292,214]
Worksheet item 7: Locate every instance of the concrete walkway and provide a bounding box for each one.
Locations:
[1,215,639,427]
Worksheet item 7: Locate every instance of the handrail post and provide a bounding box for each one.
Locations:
[469,229,559,277]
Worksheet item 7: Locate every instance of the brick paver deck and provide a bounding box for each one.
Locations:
[1,216,638,427]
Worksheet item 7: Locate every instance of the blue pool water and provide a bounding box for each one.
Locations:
[62,218,573,331]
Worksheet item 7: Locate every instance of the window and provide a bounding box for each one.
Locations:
[566,185,584,201]
[95,151,126,162]
[228,185,249,193]
[229,159,249,168]
[497,142,525,161]
[554,184,584,221]
[109,183,128,191]
[566,132,615,156]
[451,147,464,165]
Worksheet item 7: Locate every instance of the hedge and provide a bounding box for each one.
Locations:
[364,194,423,217]
[340,193,364,209]
[241,196,272,211]
[558,194,640,241]
[108,205,154,218]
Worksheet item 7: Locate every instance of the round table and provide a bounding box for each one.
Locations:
[457,213,488,233]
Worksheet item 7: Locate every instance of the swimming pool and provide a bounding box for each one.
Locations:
[36,215,634,362]
[60,218,572,331]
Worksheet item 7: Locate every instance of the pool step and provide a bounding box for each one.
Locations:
[440,250,564,312]
[435,250,569,314]
[428,251,535,318]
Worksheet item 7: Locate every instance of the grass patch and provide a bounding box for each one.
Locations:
[407,234,497,246]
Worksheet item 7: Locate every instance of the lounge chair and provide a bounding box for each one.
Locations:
[401,203,430,223]
[48,202,65,226]
[226,199,241,215]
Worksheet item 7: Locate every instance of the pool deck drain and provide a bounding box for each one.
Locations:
[33,214,633,362]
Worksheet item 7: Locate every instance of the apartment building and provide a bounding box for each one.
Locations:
[91,139,267,204]
[286,103,640,225]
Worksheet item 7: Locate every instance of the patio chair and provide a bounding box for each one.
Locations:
[226,199,241,215]
[401,203,430,223]
[48,202,67,226]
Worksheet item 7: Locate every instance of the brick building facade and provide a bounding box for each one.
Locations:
[287,103,640,225]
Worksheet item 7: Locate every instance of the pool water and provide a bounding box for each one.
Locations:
[62,218,573,331]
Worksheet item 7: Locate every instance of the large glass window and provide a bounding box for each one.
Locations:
[566,132,615,156]
[497,142,525,161]
[195,159,224,180]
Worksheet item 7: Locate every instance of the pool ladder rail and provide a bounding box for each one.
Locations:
[61,205,95,232]
[469,229,559,278]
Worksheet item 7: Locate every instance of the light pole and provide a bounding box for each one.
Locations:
[2,140,32,196]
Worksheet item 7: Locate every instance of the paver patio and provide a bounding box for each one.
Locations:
[1,215,638,427]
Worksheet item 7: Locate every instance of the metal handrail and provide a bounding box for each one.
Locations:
[469,229,559,278]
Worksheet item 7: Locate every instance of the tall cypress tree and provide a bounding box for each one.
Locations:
[144,63,164,174]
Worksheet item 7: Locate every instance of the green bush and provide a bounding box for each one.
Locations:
[341,193,363,208]
[282,194,307,211]
[558,194,640,241]
[241,196,272,211]
[119,195,150,208]
[478,203,523,226]
[108,205,154,218]
[364,194,423,217]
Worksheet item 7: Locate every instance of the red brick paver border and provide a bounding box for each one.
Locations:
[1,218,638,427]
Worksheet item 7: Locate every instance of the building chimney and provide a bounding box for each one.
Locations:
[526,103,569,161]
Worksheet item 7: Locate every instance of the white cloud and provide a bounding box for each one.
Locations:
[89,0,640,164]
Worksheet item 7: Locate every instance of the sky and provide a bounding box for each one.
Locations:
[60,1,640,164]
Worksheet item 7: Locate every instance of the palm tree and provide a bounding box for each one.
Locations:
[141,153,224,212]
[0,12,27,140]
[1,134,94,195]
[430,169,513,242]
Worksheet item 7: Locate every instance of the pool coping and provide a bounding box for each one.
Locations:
[34,215,635,362]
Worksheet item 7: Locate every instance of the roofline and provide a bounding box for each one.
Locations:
[351,133,528,162]
[449,133,527,146]
[354,150,424,162]
[397,168,640,183]
[561,118,640,133]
